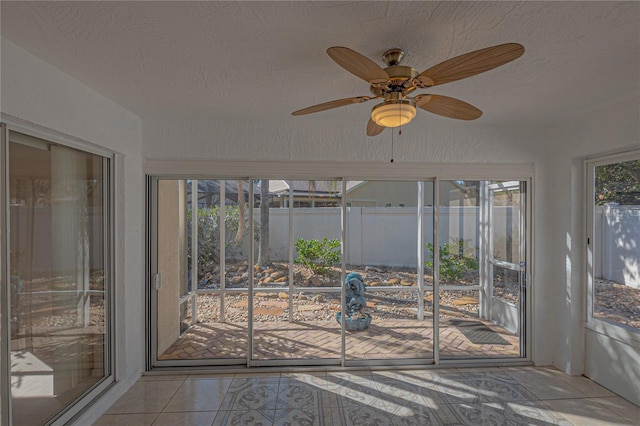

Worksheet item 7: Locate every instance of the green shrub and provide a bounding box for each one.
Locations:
[295,238,341,275]
[187,206,258,277]
[426,239,479,283]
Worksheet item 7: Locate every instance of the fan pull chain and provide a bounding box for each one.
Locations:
[391,101,404,163]
[398,100,403,136]
[390,127,394,163]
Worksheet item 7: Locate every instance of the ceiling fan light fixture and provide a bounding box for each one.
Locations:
[294,43,524,135]
[371,100,416,128]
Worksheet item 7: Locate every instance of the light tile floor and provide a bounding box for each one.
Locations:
[95,366,640,425]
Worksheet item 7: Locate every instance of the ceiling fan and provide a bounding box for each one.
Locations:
[292,43,524,136]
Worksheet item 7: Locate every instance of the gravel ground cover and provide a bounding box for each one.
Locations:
[196,262,476,323]
[195,262,640,329]
[594,278,640,328]
[13,268,638,331]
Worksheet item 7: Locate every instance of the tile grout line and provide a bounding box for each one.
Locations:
[98,368,638,425]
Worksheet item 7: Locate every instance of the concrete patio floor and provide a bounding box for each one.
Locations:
[159,318,520,362]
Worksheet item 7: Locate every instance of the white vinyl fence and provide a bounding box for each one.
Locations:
[265,206,511,268]
[265,205,640,288]
[594,205,640,289]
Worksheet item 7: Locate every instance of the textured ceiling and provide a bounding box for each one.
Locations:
[1,1,639,127]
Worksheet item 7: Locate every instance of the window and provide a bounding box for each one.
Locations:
[3,129,113,425]
[589,156,640,332]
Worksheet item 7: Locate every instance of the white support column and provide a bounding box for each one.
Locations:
[479,181,490,320]
[340,179,347,366]
[288,181,294,322]
[417,181,425,321]
[433,178,440,364]
[191,180,198,325]
[247,181,254,366]
[520,181,528,358]
[220,181,226,323]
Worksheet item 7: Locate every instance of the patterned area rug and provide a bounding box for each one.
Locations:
[450,320,511,345]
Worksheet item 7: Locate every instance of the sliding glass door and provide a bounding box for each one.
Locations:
[487,181,527,358]
[148,175,529,368]
[4,128,113,425]
[344,180,434,364]
[252,179,342,364]
[437,180,526,360]
[153,179,252,364]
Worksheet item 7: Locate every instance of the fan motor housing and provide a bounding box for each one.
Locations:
[384,65,418,81]
[370,65,418,96]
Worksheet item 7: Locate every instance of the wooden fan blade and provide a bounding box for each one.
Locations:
[366,119,385,136]
[327,46,390,84]
[415,94,482,120]
[418,43,524,87]
[292,96,372,116]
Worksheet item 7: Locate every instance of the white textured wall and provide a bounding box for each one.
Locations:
[143,112,540,163]
[541,95,640,376]
[1,38,144,423]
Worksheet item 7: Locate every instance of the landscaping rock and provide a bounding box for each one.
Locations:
[262,300,288,308]
[253,307,283,316]
[453,296,479,305]
[303,276,325,287]
[298,304,323,312]
[271,271,287,280]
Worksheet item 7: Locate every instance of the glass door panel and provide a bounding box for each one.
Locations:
[192,179,248,360]
[216,179,251,359]
[437,180,482,359]
[438,180,524,359]
[9,132,110,425]
[252,179,342,362]
[345,180,433,362]
[156,179,250,362]
[488,181,525,358]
